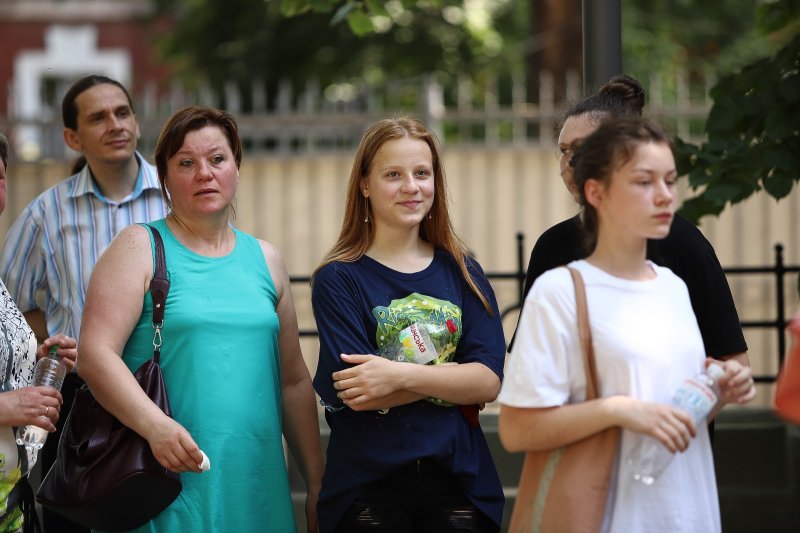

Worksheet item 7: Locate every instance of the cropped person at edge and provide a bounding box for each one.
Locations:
[0,75,168,533]
[0,131,77,533]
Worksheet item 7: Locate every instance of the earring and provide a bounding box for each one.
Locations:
[428,211,433,220]
[363,195,369,223]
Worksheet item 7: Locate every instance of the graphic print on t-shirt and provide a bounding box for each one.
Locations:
[372,292,462,364]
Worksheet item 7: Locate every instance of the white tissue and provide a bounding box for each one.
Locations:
[199,450,211,472]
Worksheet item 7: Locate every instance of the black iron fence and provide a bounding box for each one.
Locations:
[725,243,800,382]
[291,233,800,383]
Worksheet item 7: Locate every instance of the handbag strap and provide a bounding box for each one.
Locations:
[147,225,169,364]
[566,267,601,401]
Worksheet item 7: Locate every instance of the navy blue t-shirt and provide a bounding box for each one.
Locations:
[312,249,506,532]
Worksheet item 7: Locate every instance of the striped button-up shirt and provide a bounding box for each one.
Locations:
[0,152,168,339]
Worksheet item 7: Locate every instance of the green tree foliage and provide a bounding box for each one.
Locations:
[151,0,364,108]
[294,1,800,225]
[674,0,800,223]
[281,0,415,36]
[155,0,799,224]
[152,0,527,110]
[622,0,777,86]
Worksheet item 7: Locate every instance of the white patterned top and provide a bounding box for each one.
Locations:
[0,277,37,531]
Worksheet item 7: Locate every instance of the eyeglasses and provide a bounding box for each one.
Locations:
[555,147,574,163]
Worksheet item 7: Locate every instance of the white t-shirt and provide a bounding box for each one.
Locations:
[499,260,721,533]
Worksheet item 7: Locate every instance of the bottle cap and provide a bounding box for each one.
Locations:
[706,364,725,380]
[49,345,58,355]
[198,450,211,472]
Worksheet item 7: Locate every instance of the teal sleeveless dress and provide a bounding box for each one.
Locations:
[102,219,295,532]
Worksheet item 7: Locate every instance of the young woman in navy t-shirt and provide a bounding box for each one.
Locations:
[312,116,506,532]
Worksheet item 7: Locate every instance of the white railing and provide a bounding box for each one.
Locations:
[3,69,714,161]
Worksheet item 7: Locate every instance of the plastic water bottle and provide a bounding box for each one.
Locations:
[15,345,67,450]
[628,363,725,485]
[379,319,458,365]
[319,320,459,413]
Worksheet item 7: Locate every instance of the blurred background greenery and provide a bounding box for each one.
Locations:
[146,0,798,221]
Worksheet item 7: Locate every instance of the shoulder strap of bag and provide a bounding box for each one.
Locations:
[147,225,169,364]
[566,266,600,401]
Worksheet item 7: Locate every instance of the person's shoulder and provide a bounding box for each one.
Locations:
[527,216,584,276]
[651,262,690,289]
[650,214,722,274]
[651,261,680,278]
[532,216,583,256]
[435,249,490,285]
[11,174,81,225]
[117,223,152,247]
[312,260,368,301]
[663,214,712,250]
[539,216,582,240]
[530,264,574,299]
[314,260,359,284]
[90,225,154,283]
[36,173,81,203]
[97,224,153,267]
[252,234,285,266]
[458,250,486,275]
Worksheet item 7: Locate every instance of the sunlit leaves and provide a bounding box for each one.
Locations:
[676,20,800,224]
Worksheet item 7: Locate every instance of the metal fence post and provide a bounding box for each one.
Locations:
[776,244,787,366]
[516,232,525,308]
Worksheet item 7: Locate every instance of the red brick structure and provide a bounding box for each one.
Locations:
[0,0,172,116]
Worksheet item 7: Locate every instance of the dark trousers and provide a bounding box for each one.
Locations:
[41,372,90,533]
[333,458,498,533]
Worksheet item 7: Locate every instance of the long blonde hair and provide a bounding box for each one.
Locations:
[314,115,492,314]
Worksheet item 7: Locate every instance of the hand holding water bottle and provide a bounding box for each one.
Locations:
[38,333,78,372]
[628,363,725,485]
[15,345,69,450]
[2,383,61,433]
[4,337,74,437]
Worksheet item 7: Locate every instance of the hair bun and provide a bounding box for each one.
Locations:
[599,74,645,115]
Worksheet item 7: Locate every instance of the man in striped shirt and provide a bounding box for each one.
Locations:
[0,74,167,533]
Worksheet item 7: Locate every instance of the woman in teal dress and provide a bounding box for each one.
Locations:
[78,107,323,532]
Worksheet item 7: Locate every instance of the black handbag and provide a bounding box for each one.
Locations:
[36,225,182,531]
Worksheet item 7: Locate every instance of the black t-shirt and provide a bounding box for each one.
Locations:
[510,214,748,358]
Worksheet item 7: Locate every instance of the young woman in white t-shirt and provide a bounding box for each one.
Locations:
[497,118,756,532]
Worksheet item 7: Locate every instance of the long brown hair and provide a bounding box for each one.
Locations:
[314,115,492,314]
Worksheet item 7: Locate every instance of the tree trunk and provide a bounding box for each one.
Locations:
[526,0,582,103]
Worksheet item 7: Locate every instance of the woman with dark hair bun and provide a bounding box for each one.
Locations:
[509,74,753,384]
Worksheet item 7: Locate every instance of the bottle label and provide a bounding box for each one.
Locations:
[672,379,718,424]
[396,323,437,365]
